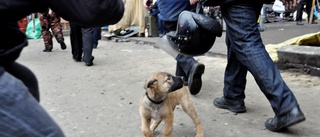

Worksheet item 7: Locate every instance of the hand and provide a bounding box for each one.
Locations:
[190,0,199,5]
[143,0,153,11]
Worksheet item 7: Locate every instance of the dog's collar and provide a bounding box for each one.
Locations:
[145,92,164,104]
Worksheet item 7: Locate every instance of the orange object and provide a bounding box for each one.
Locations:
[18,17,28,33]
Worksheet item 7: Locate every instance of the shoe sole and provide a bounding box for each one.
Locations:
[265,115,306,132]
[213,100,246,113]
[188,64,205,95]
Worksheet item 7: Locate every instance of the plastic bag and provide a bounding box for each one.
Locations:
[26,18,42,39]
[272,0,285,13]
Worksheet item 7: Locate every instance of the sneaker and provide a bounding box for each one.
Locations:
[296,21,304,25]
[188,63,205,95]
[213,97,246,113]
[265,106,306,132]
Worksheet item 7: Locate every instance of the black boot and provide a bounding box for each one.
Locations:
[188,63,205,95]
[43,48,52,52]
[265,106,306,132]
[213,97,246,113]
[57,39,67,50]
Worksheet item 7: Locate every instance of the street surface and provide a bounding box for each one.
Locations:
[17,34,320,137]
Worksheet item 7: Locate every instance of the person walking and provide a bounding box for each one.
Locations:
[39,9,67,52]
[69,23,95,66]
[197,0,306,132]
[296,0,318,25]
[143,0,205,95]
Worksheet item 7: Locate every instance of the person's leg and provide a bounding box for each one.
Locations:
[157,14,164,37]
[39,10,53,52]
[69,22,83,62]
[219,2,304,131]
[213,30,247,113]
[0,72,64,137]
[306,0,318,23]
[50,11,67,50]
[93,27,101,48]
[81,27,94,66]
[296,0,307,25]
[163,21,205,95]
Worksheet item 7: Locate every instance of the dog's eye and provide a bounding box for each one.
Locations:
[166,76,172,81]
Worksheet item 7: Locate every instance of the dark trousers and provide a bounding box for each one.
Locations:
[69,22,94,63]
[163,21,197,78]
[221,2,299,116]
[93,27,101,48]
[296,0,315,22]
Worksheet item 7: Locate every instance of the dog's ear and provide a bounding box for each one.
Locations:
[144,79,158,90]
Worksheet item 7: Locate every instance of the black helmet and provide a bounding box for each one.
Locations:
[167,10,222,56]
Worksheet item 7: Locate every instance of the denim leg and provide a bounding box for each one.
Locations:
[223,32,247,105]
[0,72,64,137]
[221,2,298,116]
[175,54,197,78]
[5,62,40,102]
[93,27,101,47]
[81,27,94,63]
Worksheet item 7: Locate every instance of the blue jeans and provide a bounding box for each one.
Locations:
[93,27,101,48]
[157,14,164,35]
[0,72,64,137]
[220,2,298,116]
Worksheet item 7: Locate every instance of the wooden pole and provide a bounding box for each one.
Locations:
[309,0,316,24]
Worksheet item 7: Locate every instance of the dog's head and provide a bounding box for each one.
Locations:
[144,72,184,95]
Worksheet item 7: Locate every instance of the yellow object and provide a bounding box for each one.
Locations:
[265,32,320,62]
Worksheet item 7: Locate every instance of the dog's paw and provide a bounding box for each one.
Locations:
[196,133,204,137]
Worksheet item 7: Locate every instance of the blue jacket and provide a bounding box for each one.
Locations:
[157,0,193,21]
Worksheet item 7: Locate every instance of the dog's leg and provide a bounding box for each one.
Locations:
[141,117,154,137]
[163,113,174,137]
[180,95,204,137]
[150,119,162,131]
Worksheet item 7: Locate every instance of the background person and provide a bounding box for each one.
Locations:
[70,23,95,66]
[39,9,67,52]
[296,0,318,25]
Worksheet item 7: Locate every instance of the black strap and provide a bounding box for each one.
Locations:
[145,92,164,104]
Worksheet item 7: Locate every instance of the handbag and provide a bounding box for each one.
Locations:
[272,0,285,13]
[26,15,42,39]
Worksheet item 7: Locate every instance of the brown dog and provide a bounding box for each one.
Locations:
[139,72,203,137]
